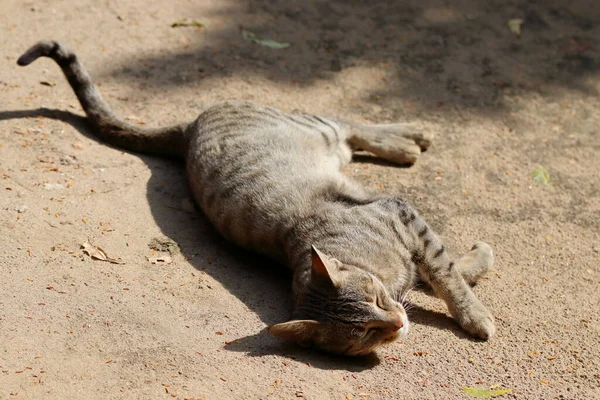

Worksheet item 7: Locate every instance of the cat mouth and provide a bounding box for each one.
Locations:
[398,315,410,337]
[380,316,409,345]
[383,332,400,344]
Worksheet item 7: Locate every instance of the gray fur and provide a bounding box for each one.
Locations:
[18,41,495,356]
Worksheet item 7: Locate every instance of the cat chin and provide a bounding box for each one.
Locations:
[399,315,410,337]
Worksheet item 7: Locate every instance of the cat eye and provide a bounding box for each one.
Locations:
[366,327,382,336]
[375,298,388,311]
[365,296,389,311]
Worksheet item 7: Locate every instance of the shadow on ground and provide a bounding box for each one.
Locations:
[103,0,599,116]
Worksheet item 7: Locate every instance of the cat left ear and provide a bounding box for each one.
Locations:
[311,245,340,287]
[268,320,322,345]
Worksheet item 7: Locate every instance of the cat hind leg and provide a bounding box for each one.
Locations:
[343,122,434,165]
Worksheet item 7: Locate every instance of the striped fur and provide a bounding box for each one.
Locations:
[18,41,495,356]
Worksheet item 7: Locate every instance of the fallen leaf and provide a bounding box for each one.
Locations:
[532,166,550,185]
[148,237,180,255]
[171,19,204,28]
[81,242,124,264]
[462,387,513,398]
[147,255,172,265]
[242,30,290,49]
[507,18,524,37]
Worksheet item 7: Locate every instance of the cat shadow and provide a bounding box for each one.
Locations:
[0,108,91,135]
[405,302,475,341]
[0,107,293,327]
[224,329,381,371]
[352,152,416,168]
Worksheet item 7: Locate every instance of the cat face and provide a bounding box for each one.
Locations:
[269,246,409,356]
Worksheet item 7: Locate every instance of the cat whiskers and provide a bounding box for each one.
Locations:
[400,285,416,309]
[403,303,416,315]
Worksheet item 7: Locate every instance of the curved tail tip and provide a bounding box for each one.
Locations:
[17,40,60,67]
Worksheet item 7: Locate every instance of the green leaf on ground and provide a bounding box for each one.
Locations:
[171,19,204,28]
[532,166,550,185]
[242,30,290,49]
[462,387,513,398]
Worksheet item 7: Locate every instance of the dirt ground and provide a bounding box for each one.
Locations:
[1,0,599,399]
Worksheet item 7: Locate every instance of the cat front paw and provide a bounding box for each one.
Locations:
[456,302,496,340]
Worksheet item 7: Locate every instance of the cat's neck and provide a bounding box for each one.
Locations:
[285,200,415,301]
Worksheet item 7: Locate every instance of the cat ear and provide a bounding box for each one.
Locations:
[311,245,340,287]
[268,320,322,344]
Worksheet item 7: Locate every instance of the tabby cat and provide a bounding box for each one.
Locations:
[17,41,495,356]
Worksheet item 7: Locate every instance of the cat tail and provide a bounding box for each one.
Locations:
[17,40,191,158]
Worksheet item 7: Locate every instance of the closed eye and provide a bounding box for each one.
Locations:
[353,326,380,337]
[375,298,389,311]
[366,327,383,337]
[364,297,388,312]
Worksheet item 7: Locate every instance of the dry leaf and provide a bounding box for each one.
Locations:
[147,255,172,265]
[81,242,124,264]
[171,19,204,28]
[148,236,180,255]
[242,30,290,49]
[507,18,524,37]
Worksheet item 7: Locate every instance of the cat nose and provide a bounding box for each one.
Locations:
[391,318,403,331]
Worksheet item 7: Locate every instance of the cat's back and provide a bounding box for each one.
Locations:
[185,101,351,260]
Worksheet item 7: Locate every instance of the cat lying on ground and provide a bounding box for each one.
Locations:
[17,41,495,356]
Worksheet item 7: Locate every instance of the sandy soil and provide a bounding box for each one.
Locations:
[1,0,599,399]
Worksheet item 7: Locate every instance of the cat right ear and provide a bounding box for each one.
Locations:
[268,320,322,345]
[311,245,340,287]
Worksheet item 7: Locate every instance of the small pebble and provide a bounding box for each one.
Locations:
[59,155,77,166]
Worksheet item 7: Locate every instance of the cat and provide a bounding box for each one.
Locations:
[17,40,495,356]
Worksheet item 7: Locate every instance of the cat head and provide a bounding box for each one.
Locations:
[268,246,408,356]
